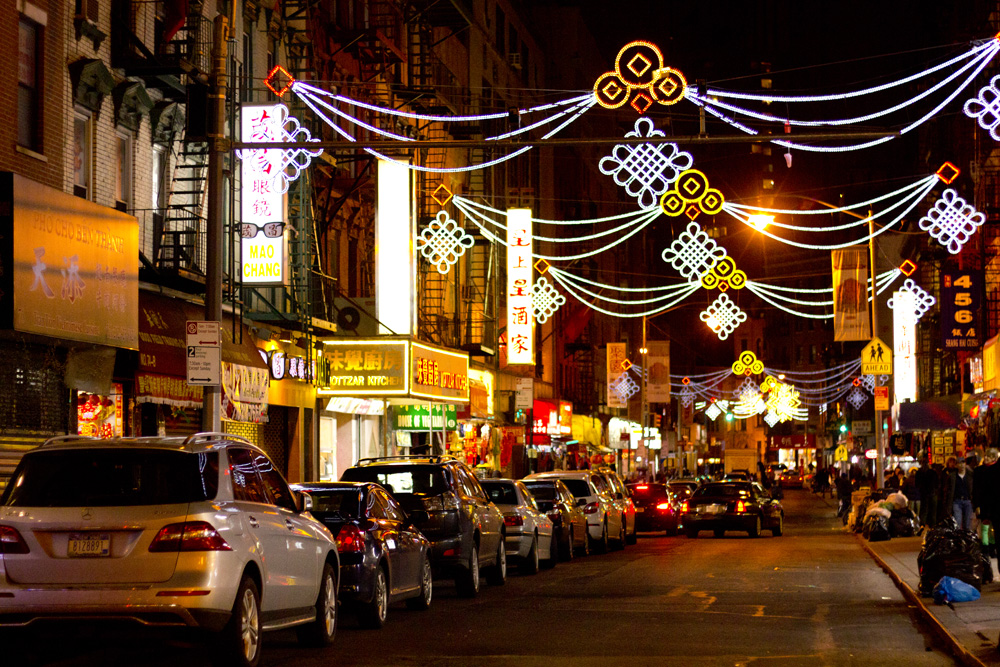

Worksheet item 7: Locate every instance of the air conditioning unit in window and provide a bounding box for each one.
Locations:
[507,52,522,70]
[332,298,378,337]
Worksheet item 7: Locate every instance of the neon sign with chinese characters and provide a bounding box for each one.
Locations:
[240,104,286,285]
[507,208,533,365]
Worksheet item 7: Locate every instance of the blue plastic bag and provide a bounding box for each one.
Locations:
[933,576,981,604]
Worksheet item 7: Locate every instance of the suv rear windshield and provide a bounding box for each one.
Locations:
[1,449,220,507]
[522,483,556,501]
[341,465,449,497]
[302,488,362,519]
[558,479,592,498]
[481,481,517,505]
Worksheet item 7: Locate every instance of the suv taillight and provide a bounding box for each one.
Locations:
[736,500,747,513]
[583,502,599,514]
[680,501,689,513]
[0,525,29,555]
[655,501,671,511]
[336,524,366,553]
[423,492,460,512]
[149,521,232,552]
[504,514,523,527]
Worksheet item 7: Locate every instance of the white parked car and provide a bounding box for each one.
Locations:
[523,471,625,553]
[594,469,637,545]
[0,433,340,667]
[480,479,556,574]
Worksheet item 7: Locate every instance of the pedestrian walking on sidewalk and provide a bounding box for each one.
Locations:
[915,456,937,528]
[946,457,975,531]
[834,468,853,524]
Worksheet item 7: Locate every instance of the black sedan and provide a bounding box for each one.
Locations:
[681,481,783,538]
[292,482,433,628]
[627,482,681,535]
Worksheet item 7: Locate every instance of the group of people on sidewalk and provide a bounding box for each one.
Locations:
[833,450,1000,555]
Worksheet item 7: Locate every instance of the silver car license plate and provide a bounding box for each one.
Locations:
[68,533,111,557]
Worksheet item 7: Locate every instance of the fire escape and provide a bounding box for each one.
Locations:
[111,0,213,292]
[978,2,1000,340]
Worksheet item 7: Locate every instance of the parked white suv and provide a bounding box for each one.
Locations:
[523,471,624,553]
[0,433,340,667]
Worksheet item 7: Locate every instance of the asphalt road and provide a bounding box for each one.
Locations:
[11,489,955,666]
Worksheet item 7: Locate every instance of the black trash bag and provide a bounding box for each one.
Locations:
[917,517,984,596]
[863,513,891,542]
[889,508,919,538]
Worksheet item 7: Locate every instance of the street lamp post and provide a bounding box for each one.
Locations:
[640,315,648,480]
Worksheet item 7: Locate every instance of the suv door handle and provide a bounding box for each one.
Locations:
[247,516,260,528]
[285,519,295,531]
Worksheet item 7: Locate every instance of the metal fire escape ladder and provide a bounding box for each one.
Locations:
[157,137,209,277]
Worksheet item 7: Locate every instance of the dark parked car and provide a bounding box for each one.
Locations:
[291,482,432,628]
[627,482,681,535]
[667,480,699,501]
[340,456,506,598]
[681,481,784,538]
[522,478,589,559]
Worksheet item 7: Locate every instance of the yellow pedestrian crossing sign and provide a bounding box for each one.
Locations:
[834,444,849,462]
[861,337,892,375]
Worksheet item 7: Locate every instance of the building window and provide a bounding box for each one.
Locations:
[762,178,775,190]
[152,144,167,213]
[809,345,817,364]
[18,17,42,151]
[73,111,92,199]
[115,132,133,211]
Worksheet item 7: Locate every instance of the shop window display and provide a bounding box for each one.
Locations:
[77,383,124,438]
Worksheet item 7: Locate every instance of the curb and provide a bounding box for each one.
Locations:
[857,534,988,667]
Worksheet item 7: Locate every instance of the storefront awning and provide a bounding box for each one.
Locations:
[895,400,962,432]
[136,291,267,406]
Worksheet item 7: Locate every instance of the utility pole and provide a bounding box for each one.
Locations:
[869,212,884,490]
[202,14,229,432]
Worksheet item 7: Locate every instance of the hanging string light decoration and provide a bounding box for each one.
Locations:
[678,385,695,408]
[599,118,694,209]
[887,279,936,321]
[532,277,567,323]
[417,210,476,274]
[732,351,764,376]
[610,372,641,403]
[700,293,747,340]
[593,41,688,113]
[236,103,323,194]
[918,189,986,254]
[846,386,869,409]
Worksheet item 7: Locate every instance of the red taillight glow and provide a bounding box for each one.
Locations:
[655,502,670,511]
[547,512,561,522]
[504,515,524,527]
[0,525,29,555]
[680,501,689,513]
[335,524,366,553]
[736,500,746,513]
[636,485,648,490]
[583,502,599,514]
[149,522,232,552]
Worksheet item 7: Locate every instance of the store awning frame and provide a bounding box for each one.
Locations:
[895,399,962,432]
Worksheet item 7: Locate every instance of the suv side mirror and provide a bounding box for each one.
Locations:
[297,491,313,513]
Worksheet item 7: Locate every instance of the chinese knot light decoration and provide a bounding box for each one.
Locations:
[532,277,566,324]
[610,372,641,402]
[918,189,985,254]
[887,278,936,322]
[593,41,687,114]
[506,209,534,365]
[964,73,1000,140]
[846,386,869,409]
[238,103,322,194]
[598,118,693,210]
[418,211,476,274]
[661,221,728,282]
[732,351,764,376]
[701,293,747,340]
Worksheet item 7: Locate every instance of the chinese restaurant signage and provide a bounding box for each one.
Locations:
[506,208,533,365]
[393,404,458,431]
[0,172,138,349]
[941,268,981,350]
[240,104,286,285]
[319,339,470,403]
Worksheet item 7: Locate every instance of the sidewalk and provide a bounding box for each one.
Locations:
[826,494,1000,666]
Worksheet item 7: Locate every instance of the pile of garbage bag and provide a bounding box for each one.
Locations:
[862,513,891,542]
[932,575,981,604]
[918,517,984,596]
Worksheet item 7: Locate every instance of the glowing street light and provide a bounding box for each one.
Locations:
[749,213,774,230]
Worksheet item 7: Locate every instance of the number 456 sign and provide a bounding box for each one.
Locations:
[941,269,980,350]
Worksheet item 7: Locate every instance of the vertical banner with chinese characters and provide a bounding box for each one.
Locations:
[240,104,286,285]
[893,290,918,403]
[831,248,871,341]
[506,208,533,365]
[376,160,415,335]
[606,342,627,409]
[941,267,981,350]
[646,341,671,403]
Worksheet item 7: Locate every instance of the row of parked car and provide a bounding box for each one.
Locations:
[0,434,785,667]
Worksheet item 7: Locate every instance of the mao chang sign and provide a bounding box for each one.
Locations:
[318,338,469,403]
[0,172,138,349]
